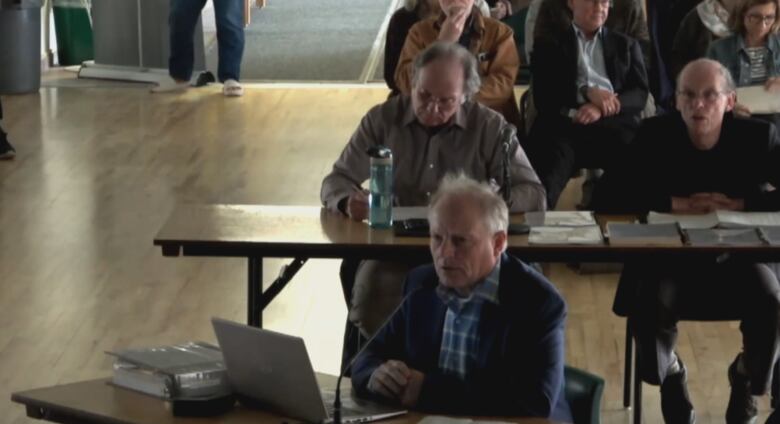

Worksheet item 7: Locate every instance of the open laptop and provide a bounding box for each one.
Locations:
[211,317,407,423]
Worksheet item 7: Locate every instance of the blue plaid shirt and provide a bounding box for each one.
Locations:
[436,261,501,380]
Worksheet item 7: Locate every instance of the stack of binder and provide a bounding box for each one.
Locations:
[107,341,230,400]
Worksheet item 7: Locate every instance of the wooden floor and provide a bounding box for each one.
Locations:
[0,79,769,423]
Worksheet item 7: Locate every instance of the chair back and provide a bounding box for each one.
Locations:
[564,365,605,424]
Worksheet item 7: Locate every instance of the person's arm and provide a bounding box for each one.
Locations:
[593,120,670,213]
[485,118,547,211]
[530,37,569,117]
[395,23,429,95]
[385,11,411,94]
[615,37,649,115]
[415,290,567,416]
[745,124,780,210]
[475,22,520,107]
[351,279,415,398]
[320,109,380,213]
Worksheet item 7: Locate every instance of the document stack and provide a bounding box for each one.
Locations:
[526,211,604,245]
[606,222,683,246]
[107,341,230,400]
[648,210,780,246]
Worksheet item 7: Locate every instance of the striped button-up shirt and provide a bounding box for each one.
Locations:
[436,262,501,380]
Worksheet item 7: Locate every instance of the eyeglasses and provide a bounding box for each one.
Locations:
[676,89,727,104]
[416,89,461,109]
[746,13,777,25]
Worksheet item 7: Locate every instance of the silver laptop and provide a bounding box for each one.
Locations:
[211,317,407,423]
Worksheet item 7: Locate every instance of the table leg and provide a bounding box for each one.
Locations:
[248,257,263,327]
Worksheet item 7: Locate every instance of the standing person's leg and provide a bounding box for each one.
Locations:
[153,0,207,92]
[213,0,245,96]
[0,98,15,160]
[526,124,577,210]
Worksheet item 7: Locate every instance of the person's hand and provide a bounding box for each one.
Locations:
[367,360,411,399]
[733,102,752,118]
[765,77,780,92]
[585,87,621,116]
[671,195,715,213]
[490,0,510,19]
[691,192,745,211]
[438,6,470,42]
[399,369,425,407]
[346,189,370,221]
[573,103,603,125]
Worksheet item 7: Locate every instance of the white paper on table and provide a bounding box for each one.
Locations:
[392,206,429,221]
[524,211,596,227]
[529,225,604,244]
[736,85,780,114]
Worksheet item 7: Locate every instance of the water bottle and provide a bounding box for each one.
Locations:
[367,146,393,228]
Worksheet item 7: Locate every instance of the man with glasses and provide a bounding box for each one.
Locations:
[321,42,545,360]
[594,59,780,424]
[529,0,649,209]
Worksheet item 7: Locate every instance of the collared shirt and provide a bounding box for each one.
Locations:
[436,261,501,380]
[573,24,614,103]
[320,95,546,213]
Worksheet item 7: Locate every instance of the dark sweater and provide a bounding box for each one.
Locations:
[594,112,780,213]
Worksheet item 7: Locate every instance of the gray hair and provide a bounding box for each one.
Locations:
[677,58,736,93]
[411,42,482,100]
[428,173,509,235]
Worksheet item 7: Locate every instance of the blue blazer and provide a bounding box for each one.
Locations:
[351,254,572,422]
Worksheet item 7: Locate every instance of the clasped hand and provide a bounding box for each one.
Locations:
[671,193,745,214]
[574,88,620,124]
[367,360,425,407]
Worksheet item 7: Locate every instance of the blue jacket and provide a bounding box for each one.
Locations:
[351,254,572,422]
[708,33,780,86]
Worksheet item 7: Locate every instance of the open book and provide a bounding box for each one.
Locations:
[648,211,780,229]
[684,228,766,246]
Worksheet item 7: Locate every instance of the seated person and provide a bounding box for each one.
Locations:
[321,42,545,340]
[385,0,443,97]
[594,59,780,424]
[528,0,648,209]
[670,0,737,82]
[708,0,780,129]
[394,0,523,128]
[0,98,14,160]
[527,0,649,63]
[351,174,571,421]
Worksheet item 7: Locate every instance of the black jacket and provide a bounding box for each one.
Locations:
[531,26,649,130]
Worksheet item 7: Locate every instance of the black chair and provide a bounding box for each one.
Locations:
[565,365,606,424]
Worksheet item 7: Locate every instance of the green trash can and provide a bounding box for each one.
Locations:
[52,0,93,65]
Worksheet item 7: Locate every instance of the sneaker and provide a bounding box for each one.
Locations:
[726,354,758,424]
[222,79,243,97]
[660,357,696,424]
[151,78,190,93]
[0,136,15,160]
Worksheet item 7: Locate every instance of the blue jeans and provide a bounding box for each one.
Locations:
[169,0,245,82]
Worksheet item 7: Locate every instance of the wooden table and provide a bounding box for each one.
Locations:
[154,205,780,327]
[11,376,558,424]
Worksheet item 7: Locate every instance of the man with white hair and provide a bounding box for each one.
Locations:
[595,58,780,424]
[321,42,545,348]
[351,173,570,420]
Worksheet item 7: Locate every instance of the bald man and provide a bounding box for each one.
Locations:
[595,59,780,424]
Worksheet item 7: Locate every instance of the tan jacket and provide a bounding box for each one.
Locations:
[394,9,521,127]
